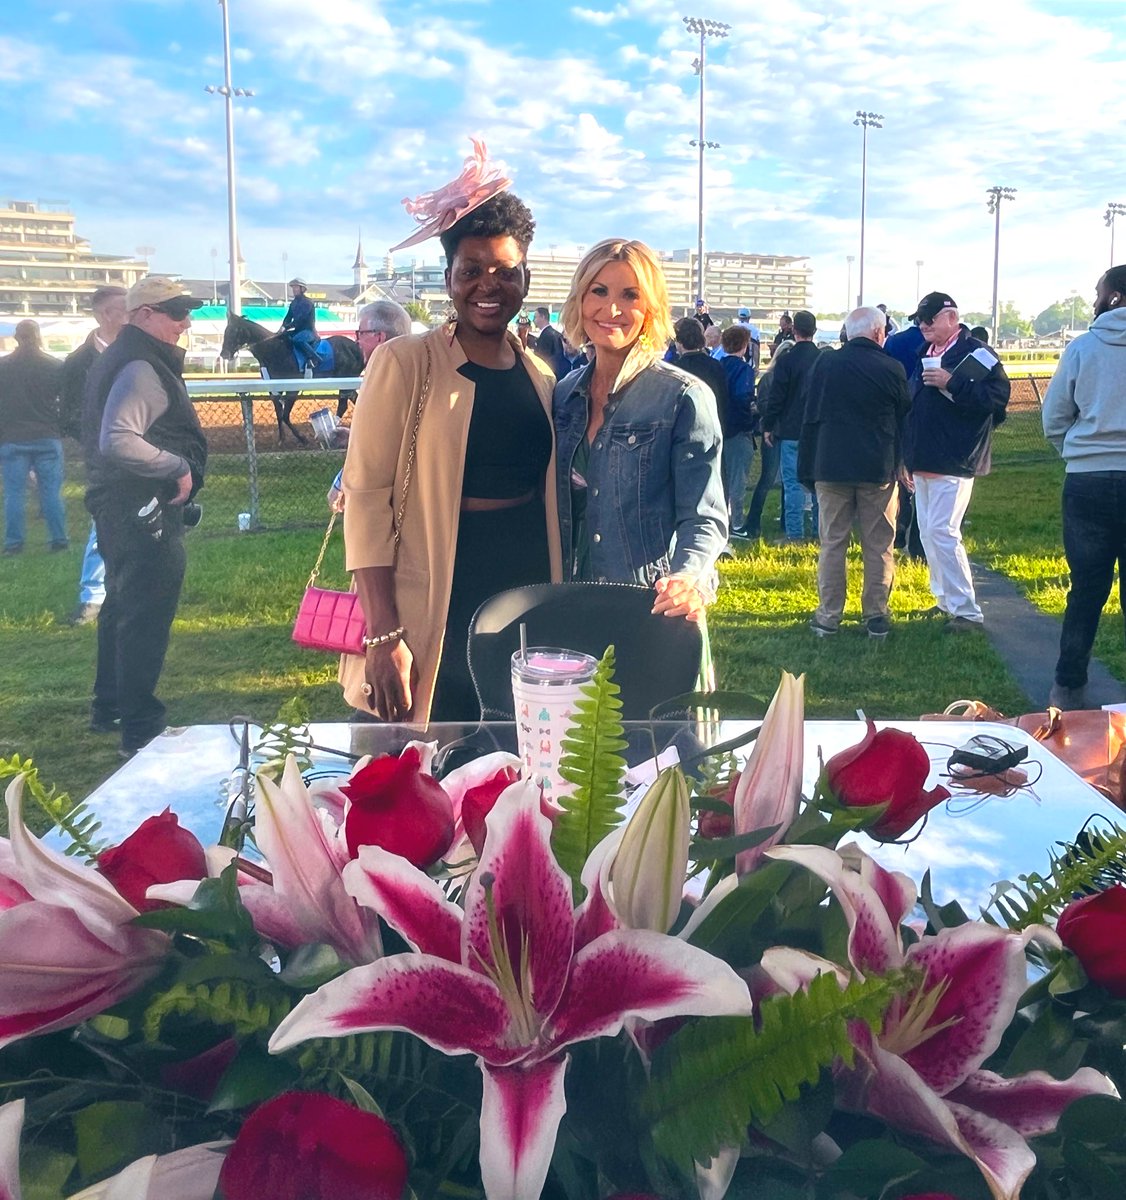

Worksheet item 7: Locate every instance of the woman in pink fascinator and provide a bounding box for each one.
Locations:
[338,140,562,722]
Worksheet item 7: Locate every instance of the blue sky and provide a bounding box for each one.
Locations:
[6,0,1126,316]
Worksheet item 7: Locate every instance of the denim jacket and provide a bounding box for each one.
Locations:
[553,355,727,592]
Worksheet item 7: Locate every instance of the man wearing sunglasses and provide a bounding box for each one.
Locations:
[902,291,1010,632]
[82,275,208,757]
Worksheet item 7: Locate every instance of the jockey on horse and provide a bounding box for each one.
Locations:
[281,277,321,371]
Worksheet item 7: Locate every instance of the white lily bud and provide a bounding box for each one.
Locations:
[609,765,691,932]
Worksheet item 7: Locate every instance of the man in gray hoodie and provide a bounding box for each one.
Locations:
[1042,264,1126,709]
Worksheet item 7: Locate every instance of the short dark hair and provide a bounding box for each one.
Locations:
[1104,264,1126,295]
[674,316,706,350]
[534,305,550,320]
[439,191,536,261]
[793,310,817,337]
[91,286,127,309]
[14,319,41,346]
[969,325,990,344]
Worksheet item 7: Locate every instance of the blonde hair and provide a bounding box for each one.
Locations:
[560,238,675,352]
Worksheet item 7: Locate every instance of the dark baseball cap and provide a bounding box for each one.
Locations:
[910,292,957,322]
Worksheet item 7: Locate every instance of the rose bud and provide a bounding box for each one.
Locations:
[218,1090,408,1200]
[824,720,949,840]
[697,773,736,840]
[342,746,454,867]
[461,765,520,857]
[97,807,208,912]
[1057,884,1126,997]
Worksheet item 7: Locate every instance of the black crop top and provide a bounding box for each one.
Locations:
[457,360,552,498]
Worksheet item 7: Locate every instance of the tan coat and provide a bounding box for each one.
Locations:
[339,323,563,721]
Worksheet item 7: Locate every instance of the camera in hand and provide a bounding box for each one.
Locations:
[136,497,203,539]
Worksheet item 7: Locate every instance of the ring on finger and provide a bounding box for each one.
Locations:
[361,683,374,697]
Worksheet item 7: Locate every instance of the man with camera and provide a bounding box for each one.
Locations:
[82,276,207,757]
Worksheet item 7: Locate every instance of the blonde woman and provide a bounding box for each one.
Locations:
[553,238,727,620]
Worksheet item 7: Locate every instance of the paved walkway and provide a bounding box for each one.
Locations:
[972,562,1124,709]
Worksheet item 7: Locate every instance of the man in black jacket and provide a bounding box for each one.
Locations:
[902,292,1010,631]
[762,309,820,540]
[672,316,730,425]
[799,307,910,638]
[83,276,207,756]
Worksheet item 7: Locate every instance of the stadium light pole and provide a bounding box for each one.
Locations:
[206,0,254,318]
[1105,202,1126,266]
[915,259,923,300]
[853,110,883,306]
[986,186,1017,342]
[845,255,854,314]
[683,16,730,305]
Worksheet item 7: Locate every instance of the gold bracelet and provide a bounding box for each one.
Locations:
[361,626,405,649]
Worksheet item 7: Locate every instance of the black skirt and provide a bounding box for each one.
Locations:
[430,495,551,721]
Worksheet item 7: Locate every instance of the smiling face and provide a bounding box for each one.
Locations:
[581,260,648,355]
[445,235,529,339]
[919,307,959,346]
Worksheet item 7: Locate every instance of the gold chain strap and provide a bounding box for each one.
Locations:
[392,338,431,550]
[306,511,338,589]
[305,338,432,589]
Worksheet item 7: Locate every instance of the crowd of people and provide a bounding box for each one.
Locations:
[3,142,1125,750]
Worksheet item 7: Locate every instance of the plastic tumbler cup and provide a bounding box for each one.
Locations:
[309,407,337,448]
[237,512,251,532]
[511,647,599,798]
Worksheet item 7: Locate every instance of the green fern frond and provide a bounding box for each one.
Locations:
[988,819,1126,930]
[550,646,628,890]
[644,969,910,1167]
[253,697,314,781]
[0,756,107,861]
[143,979,290,1044]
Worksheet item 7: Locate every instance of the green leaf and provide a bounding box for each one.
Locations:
[21,1144,76,1200]
[644,970,909,1167]
[278,941,348,988]
[338,1075,384,1115]
[822,1138,926,1195]
[73,1100,148,1178]
[0,756,106,861]
[134,863,255,946]
[550,646,628,890]
[689,824,780,862]
[208,1043,297,1112]
[1058,1094,1126,1146]
[686,861,792,962]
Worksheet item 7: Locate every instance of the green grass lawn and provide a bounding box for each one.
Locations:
[2,430,1121,825]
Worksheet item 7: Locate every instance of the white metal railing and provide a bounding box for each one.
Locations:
[185,377,363,396]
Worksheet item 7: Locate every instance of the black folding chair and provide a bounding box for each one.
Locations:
[467,582,704,720]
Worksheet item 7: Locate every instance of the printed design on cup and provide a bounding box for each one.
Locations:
[511,647,599,799]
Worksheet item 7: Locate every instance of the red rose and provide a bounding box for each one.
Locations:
[160,1036,239,1101]
[97,807,208,912]
[462,765,520,856]
[342,747,454,867]
[218,1091,407,1200]
[824,720,950,840]
[697,773,737,840]
[1057,884,1126,997]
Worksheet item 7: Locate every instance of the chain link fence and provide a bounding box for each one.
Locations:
[184,374,1055,538]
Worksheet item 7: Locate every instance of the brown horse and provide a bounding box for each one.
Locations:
[219,313,364,444]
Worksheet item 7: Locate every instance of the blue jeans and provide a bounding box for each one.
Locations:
[779,439,817,540]
[722,431,755,530]
[744,435,780,536]
[0,439,67,550]
[79,521,106,604]
[1056,471,1126,688]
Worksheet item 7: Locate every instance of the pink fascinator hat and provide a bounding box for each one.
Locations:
[388,138,512,253]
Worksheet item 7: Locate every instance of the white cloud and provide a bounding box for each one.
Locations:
[571,5,628,26]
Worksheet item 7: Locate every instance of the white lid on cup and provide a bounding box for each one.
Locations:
[512,647,598,685]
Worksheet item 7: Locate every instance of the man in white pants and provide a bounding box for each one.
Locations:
[902,292,1010,631]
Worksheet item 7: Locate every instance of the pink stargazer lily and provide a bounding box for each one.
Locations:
[270,778,753,1200]
[0,1099,22,1200]
[761,844,1117,1200]
[732,671,804,876]
[0,779,169,1050]
[242,756,382,964]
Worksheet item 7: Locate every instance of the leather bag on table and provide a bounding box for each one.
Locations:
[922,699,1126,810]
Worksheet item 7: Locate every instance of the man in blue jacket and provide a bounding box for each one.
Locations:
[902,292,1010,631]
[281,277,320,369]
